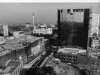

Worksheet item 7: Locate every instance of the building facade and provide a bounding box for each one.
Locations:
[58,9,90,49]
[89,14,100,37]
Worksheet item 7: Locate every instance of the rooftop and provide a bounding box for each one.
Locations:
[0,35,44,56]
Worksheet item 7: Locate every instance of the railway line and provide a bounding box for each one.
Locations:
[32,51,51,68]
[19,51,52,75]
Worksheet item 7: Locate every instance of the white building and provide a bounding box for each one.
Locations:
[40,24,47,29]
[33,28,52,35]
[33,24,53,35]
[3,24,8,37]
[25,23,32,28]
[89,14,100,37]
[13,31,25,38]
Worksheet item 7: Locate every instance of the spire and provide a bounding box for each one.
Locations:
[33,12,34,26]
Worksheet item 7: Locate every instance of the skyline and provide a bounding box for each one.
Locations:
[0,3,100,25]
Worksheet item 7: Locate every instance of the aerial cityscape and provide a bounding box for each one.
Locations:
[0,2,100,75]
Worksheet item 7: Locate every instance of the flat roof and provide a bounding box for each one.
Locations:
[0,35,44,51]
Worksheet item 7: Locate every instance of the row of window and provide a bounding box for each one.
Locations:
[56,52,89,65]
[60,9,85,13]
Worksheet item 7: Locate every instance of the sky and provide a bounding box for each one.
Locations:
[0,3,100,25]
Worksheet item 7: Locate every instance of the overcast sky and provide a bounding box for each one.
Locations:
[0,3,100,25]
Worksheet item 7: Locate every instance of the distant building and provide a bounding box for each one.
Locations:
[50,24,55,28]
[40,24,47,29]
[13,31,25,38]
[33,24,53,35]
[3,24,9,37]
[25,23,33,28]
[33,28,52,35]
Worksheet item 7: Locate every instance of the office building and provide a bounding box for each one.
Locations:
[58,9,91,49]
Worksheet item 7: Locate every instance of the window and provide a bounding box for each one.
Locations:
[67,9,70,13]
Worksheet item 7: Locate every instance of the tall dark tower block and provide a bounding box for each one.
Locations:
[58,9,90,49]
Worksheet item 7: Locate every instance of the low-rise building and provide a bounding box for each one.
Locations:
[56,48,88,64]
[33,24,53,35]
[13,31,25,38]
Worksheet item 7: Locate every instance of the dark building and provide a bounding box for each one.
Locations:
[57,9,91,49]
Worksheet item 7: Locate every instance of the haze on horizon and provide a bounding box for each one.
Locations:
[0,3,100,25]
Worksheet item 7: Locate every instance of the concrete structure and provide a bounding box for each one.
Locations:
[3,24,8,37]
